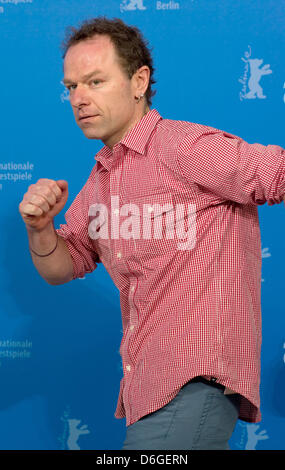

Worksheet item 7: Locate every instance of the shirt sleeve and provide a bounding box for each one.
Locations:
[55,170,100,280]
[176,126,285,205]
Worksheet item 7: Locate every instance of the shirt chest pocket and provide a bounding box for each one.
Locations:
[121,192,179,259]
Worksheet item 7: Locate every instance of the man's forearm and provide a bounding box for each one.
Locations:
[27,221,74,285]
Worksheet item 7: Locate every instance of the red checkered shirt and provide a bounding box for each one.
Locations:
[56,108,285,425]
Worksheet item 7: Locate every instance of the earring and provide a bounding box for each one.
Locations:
[135,93,144,103]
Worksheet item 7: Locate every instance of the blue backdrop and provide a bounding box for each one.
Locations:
[0,0,284,450]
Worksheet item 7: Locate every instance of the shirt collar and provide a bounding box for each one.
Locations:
[95,108,162,171]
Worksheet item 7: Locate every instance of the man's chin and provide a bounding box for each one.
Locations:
[80,128,102,140]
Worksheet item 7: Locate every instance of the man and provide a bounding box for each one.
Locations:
[19,17,285,450]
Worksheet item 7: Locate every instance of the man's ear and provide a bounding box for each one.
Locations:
[133,65,150,96]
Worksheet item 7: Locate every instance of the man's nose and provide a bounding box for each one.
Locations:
[70,84,91,108]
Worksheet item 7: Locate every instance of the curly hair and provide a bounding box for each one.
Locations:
[61,17,156,106]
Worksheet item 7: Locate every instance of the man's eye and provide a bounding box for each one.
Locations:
[92,80,101,85]
[67,85,76,91]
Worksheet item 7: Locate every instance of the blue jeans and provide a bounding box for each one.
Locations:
[121,377,241,450]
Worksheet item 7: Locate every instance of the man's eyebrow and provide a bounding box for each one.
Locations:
[62,69,103,85]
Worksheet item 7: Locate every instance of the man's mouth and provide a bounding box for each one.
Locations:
[78,114,99,121]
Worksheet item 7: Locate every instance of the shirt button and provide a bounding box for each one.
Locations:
[117,252,122,259]
[113,208,119,215]
[130,325,134,331]
[130,286,135,292]
[126,365,131,371]
[148,206,154,213]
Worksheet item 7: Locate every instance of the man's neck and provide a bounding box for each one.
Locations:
[104,105,150,150]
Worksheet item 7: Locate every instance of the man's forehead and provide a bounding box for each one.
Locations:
[63,35,119,76]
[64,35,115,63]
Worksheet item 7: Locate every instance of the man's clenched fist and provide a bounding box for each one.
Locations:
[19,179,68,231]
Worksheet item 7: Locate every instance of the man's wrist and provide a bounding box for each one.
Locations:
[29,234,59,257]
